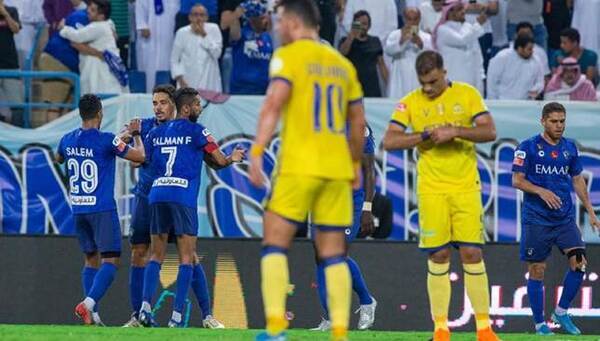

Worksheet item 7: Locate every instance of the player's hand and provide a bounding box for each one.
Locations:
[230,148,246,162]
[118,124,132,143]
[359,211,375,237]
[249,154,265,187]
[411,33,423,49]
[140,28,150,39]
[537,188,562,210]
[430,126,458,144]
[128,118,141,134]
[590,214,600,233]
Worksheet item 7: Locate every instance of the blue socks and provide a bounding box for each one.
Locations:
[192,263,212,317]
[87,263,117,303]
[558,270,584,311]
[316,262,329,320]
[142,260,161,305]
[174,264,193,314]
[81,267,99,312]
[347,257,373,305]
[527,279,544,324]
[129,266,145,313]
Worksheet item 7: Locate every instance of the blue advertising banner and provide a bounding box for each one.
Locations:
[0,95,598,243]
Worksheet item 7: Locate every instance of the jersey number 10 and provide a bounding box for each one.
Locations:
[313,83,345,134]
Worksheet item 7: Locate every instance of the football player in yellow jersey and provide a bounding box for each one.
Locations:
[248,1,366,340]
[383,51,500,341]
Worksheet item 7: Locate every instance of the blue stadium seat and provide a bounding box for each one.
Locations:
[128,71,146,93]
[155,71,172,87]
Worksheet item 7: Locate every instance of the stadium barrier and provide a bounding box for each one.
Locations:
[0,95,599,243]
[0,236,599,333]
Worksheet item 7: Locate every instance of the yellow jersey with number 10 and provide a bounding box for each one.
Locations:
[390,82,489,194]
[269,39,363,180]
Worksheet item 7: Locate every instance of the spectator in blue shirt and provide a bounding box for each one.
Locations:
[550,28,598,86]
[228,0,273,95]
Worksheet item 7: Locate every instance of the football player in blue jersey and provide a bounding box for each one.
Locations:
[138,87,245,328]
[311,125,377,331]
[512,102,600,335]
[124,85,224,328]
[56,94,146,325]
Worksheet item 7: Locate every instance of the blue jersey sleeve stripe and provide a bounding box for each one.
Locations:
[348,97,363,106]
[472,111,490,121]
[270,77,292,86]
[390,119,407,130]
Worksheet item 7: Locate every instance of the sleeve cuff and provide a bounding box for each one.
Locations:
[270,76,292,86]
[390,119,407,130]
[472,111,490,121]
[348,97,363,105]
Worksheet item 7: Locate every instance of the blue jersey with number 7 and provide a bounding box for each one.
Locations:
[57,128,130,214]
[145,118,218,208]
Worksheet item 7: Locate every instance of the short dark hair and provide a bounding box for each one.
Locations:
[515,21,534,33]
[152,84,175,102]
[78,94,102,121]
[514,34,534,50]
[560,27,580,44]
[90,0,111,19]
[353,10,371,27]
[276,0,321,28]
[415,50,444,76]
[174,87,199,112]
[542,102,566,118]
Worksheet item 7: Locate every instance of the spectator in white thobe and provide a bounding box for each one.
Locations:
[433,0,487,92]
[487,34,543,99]
[341,0,398,46]
[510,21,550,77]
[59,0,123,94]
[171,4,222,92]
[490,0,508,55]
[571,0,600,61]
[135,0,179,92]
[385,8,432,98]
[419,0,443,34]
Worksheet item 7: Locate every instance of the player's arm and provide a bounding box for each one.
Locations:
[360,151,376,236]
[512,171,562,210]
[572,174,600,230]
[383,123,427,150]
[204,148,245,170]
[55,152,64,164]
[248,80,290,186]
[430,112,497,144]
[122,119,145,163]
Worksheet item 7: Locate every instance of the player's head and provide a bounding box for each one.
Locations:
[541,102,566,140]
[152,84,176,123]
[88,0,111,22]
[415,50,447,99]
[78,94,103,123]
[174,87,202,122]
[560,28,580,54]
[274,0,320,45]
[514,34,534,59]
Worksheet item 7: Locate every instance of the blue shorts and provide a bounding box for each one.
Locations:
[520,220,585,262]
[150,202,198,236]
[130,195,151,245]
[74,210,122,255]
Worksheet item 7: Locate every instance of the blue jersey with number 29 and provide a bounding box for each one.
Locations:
[58,128,129,214]
[146,119,218,208]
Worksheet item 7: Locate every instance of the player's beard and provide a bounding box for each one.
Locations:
[189,113,199,123]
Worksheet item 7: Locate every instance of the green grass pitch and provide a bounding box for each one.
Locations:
[1,325,599,340]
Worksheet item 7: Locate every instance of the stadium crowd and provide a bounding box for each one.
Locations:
[0,0,599,126]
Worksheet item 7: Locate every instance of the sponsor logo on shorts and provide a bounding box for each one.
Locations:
[345,228,351,236]
[526,248,534,256]
[71,195,97,206]
[153,177,189,188]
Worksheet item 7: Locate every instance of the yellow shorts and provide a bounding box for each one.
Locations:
[265,173,353,229]
[418,191,484,250]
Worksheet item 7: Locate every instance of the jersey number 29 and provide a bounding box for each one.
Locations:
[67,159,98,194]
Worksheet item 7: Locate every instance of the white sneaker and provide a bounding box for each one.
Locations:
[356,297,377,330]
[92,312,106,327]
[309,317,331,331]
[122,313,141,328]
[202,315,225,329]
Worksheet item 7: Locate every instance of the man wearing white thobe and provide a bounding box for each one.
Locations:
[571,0,600,66]
[385,8,432,98]
[510,22,550,77]
[60,0,123,94]
[487,35,543,100]
[419,0,443,34]
[135,0,179,92]
[434,1,487,92]
[171,4,222,92]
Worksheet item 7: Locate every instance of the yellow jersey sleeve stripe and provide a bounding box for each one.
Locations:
[471,111,490,121]
[390,119,408,130]
[348,97,363,105]
[269,76,293,86]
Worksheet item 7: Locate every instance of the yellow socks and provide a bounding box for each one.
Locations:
[463,261,491,331]
[261,248,289,335]
[427,260,451,331]
[325,257,351,340]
